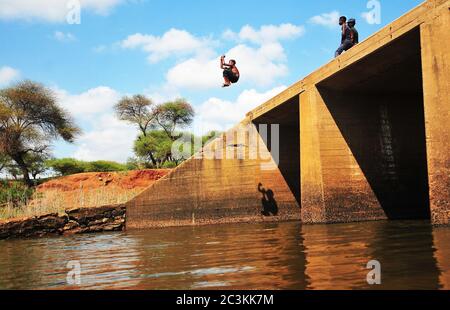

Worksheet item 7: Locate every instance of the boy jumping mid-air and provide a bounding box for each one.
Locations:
[220,55,240,87]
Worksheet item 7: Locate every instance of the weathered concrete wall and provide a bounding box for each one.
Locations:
[300,86,386,224]
[421,3,450,225]
[126,121,300,229]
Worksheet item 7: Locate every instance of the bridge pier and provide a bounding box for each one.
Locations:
[301,27,432,223]
[421,8,450,225]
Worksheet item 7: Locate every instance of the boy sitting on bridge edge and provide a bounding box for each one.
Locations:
[335,16,354,57]
[348,18,359,45]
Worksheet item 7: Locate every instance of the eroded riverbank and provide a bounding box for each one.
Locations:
[0,205,125,239]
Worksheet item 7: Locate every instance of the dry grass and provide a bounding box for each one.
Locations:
[0,187,141,221]
[0,170,169,221]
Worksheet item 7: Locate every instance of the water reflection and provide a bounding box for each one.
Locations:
[0,220,448,290]
[129,222,308,290]
[0,234,142,289]
[302,221,442,289]
[433,227,450,289]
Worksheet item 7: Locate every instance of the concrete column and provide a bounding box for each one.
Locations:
[300,86,389,224]
[300,90,326,223]
[421,4,450,225]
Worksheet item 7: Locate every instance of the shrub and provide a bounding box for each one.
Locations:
[162,161,177,169]
[85,160,127,172]
[46,158,130,176]
[46,158,87,176]
[0,180,34,208]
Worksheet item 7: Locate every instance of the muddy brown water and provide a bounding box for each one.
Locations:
[0,220,448,290]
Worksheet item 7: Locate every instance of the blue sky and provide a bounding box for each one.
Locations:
[0,0,423,162]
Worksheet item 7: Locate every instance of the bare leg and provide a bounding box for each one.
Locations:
[221,56,231,87]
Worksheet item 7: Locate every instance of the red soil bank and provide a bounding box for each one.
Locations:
[34,169,171,211]
[37,169,170,192]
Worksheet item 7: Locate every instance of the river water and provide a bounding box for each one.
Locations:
[0,220,448,290]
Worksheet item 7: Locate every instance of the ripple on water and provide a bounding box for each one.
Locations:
[0,220,448,290]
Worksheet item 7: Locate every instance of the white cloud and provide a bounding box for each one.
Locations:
[0,66,20,86]
[165,24,303,89]
[93,45,107,53]
[121,29,215,63]
[121,23,304,89]
[53,85,137,162]
[194,86,287,133]
[54,86,121,117]
[309,11,341,29]
[223,23,305,44]
[0,0,125,23]
[53,31,76,42]
[73,113,136,162]
[166,42,288,89]
[165,57,220,90]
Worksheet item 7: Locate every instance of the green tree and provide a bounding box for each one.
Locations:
[85,160,127,172]
[202,131,222,146]
[46,158,87,176]
[47,158,128,175]
[114,95,158,165]
[125,157,140,171]
[6,164,21,180]
[134,130,173,168]
[0,81,80,187]
[126,157,149,170]
[115,96,196,169]
[156,99,195,141]
[0,153,10,175]
[25,152,50,180]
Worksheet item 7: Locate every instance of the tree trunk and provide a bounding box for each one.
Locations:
[12,154,33,187]
[148,152,157,166]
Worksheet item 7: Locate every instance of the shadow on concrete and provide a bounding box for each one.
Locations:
[317,27,430,219]
[253,97,301,207]
[258,183,279,216]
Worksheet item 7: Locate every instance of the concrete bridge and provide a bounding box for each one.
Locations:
[126,0,450,228]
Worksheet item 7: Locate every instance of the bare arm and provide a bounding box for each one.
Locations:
[258,183,265,194]
[220,56,230,69]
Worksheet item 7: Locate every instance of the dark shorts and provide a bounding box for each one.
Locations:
[223,69,239,83]
[335,40,354,57]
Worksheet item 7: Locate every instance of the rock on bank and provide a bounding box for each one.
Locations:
[0,205,126,240]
